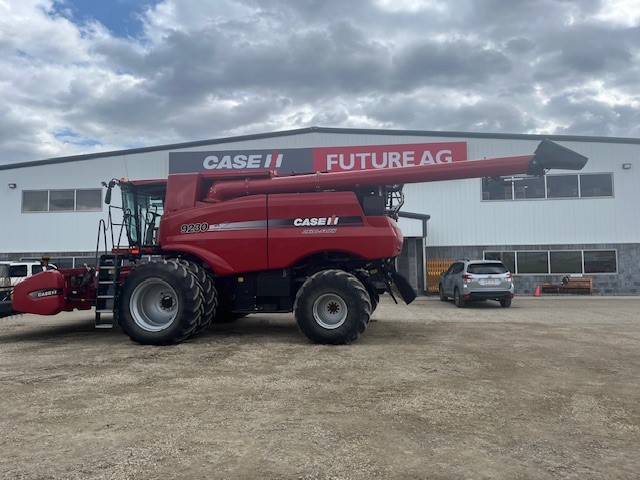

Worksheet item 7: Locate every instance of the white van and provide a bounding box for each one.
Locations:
[0,261,57,287]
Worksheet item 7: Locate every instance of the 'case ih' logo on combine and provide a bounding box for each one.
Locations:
[293,216,339,227]
[29,289,63,298]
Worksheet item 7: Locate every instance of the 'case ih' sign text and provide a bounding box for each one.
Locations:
[169,142,467,174]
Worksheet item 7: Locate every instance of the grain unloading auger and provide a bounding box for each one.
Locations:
[1,140,587,345]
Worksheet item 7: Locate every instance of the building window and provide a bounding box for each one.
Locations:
[484,249,617,274]
[482,178,513,200]
[22,191,49,212]
[76,189,102,211]
[49,190,75,211]
[22,189,102,213]
[484,251,516,272]
[514,176,545,199]
[482,173,613,201]
[517,251,549,274]
[580,173,613,197]
[550,251,582,274]
[584,250,617,273]
[546,175,579,198]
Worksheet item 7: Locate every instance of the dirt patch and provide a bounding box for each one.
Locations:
[1,296,639,479]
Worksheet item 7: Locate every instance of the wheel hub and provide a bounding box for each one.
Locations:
[130,279,178,332]
[160,294,174,311]
[313,293,348,329]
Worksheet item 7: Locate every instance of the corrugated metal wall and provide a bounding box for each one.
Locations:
[402,138,639,246]
[1,131,638,255]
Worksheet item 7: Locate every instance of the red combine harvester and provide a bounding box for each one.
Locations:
[0,140,587,345]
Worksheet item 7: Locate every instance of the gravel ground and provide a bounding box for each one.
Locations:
[0,296,639,480]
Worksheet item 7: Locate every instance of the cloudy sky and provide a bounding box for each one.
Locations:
[1,0,639,164]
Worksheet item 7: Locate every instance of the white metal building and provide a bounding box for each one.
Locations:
[1,127,638,295]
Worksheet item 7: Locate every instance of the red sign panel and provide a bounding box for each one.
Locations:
[312,142,467,172]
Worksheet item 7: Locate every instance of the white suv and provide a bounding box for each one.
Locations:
[439,260,514,308]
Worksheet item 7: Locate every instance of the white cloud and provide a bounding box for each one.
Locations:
[0,0,639,165]
[374,0,446,13]
[594,0,640,27]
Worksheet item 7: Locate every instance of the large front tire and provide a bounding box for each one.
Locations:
[294,270,371,345]
[119,260,203,345]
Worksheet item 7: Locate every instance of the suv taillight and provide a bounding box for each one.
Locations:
[506,272,512,280]
[462,273,473,281]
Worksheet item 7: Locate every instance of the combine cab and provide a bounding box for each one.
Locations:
[1,140,588,345]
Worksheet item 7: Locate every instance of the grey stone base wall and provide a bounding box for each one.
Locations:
[396,238,426,294]
[425,243,640,296]
[3,243,638,296]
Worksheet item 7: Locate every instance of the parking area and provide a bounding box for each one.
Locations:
[1,296,639,479]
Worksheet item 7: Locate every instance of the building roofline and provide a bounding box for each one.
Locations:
[2,126,639,171]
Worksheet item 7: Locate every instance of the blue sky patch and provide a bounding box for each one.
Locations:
[54,128,102,147]
[52,0,162,38]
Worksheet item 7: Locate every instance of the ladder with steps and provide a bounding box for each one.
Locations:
[95,254,121,328]
[94,207,130,329]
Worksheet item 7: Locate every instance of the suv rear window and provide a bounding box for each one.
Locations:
[468,263,508,274]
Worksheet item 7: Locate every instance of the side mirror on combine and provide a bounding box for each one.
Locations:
[101,179,117,205]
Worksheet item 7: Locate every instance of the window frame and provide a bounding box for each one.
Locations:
[21,188,103,213]
[481,172,614,202]
[483,249,618,275]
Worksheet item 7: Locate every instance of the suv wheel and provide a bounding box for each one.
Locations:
[454,288,466,308]
[500,296,512,308]
[439,284,447,301]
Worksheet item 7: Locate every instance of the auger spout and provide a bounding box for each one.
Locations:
[205,139,587,202]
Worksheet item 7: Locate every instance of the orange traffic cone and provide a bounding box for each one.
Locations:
[534,285,541,297]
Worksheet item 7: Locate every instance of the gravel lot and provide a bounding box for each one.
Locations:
[1,296,639,480]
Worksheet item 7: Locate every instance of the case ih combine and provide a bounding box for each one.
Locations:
[0,140,587,345]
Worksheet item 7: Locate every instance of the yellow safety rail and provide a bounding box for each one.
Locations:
[426,259,454,294]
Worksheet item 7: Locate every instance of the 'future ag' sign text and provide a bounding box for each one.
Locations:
[313,142,466,172]
[169,142,467,174]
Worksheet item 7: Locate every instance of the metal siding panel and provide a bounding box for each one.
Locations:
[1,133,639,255]
[397,217,423,238]
[0,153,169,253]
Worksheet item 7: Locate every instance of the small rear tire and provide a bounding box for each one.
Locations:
[360,278,379,314]
[454,288,466,308]
[295,269,371,344]
[500,296,512,308]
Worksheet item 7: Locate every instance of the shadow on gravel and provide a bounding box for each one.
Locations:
[439,300,515,309]
[0,316,303,345]
[0,318,116,344]
[199,318,301,342]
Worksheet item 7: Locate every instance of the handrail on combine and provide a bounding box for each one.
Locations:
[94,204,131,265]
